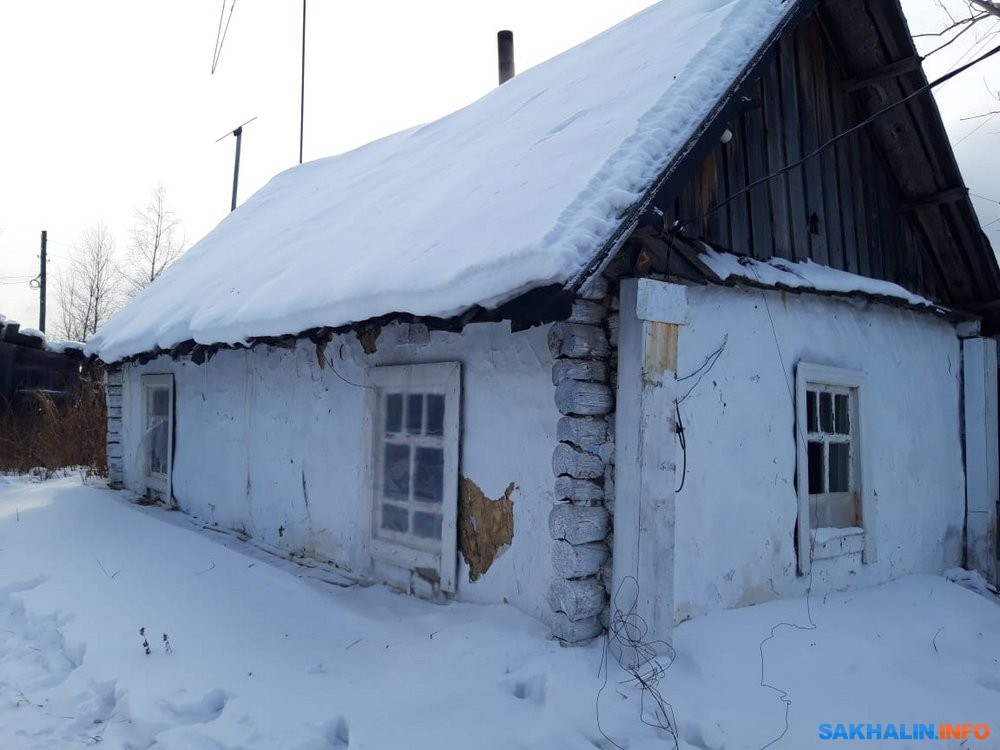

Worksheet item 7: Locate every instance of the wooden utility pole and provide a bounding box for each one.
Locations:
[39,230,47,333]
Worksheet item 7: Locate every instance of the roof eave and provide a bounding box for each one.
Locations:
[568,0,817,295]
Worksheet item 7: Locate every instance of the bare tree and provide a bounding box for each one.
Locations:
[122,184,185,296]
[54,224,122,342]
[913,1,1000,125]
[971,1,1000,18]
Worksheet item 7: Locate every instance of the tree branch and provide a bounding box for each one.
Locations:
[972,0,1000,19]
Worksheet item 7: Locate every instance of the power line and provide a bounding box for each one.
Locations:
[211,0,237,74]
[674,41,1000,232]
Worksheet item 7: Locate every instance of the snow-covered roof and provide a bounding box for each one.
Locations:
[0,315,85,355]
[44,340,86,355]
[87,0,797,362]
[700,249,939,310]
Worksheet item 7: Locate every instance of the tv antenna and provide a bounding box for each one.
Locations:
[211,0,238,74]
[217,116,257,211]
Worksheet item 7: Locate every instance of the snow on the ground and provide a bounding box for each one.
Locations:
[700,248,937,309]
[87,0,796,362]
[945,567,1000,599]
[1,476,999,750]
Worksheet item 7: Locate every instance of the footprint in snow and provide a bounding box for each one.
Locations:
[587,735,626,750]
[509,674,546,706]
[681,719,726,750]
[159,688,232,725]
[323,716,350,748]
[976,672,1000,693]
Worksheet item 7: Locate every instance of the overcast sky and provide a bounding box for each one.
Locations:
[2,0,999,331]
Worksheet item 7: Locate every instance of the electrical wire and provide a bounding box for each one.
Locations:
[674,40,1000,233]
[211,0,237,74]
[591,21,994,750]
[596,577,679,750]
[971,191,1000,205]
[676,335,728,404]
[672,335,728,492]
[744,264,823,750]
[673,401,687,493]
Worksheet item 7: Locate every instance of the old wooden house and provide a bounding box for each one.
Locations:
[88,0,999,646]
[0,315,84,416]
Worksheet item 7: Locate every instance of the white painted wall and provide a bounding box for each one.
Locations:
[672,285,965,622]
[118,321,559,622]
[961,336,999,586]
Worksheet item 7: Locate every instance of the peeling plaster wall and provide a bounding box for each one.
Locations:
[459,478,515,582]
[673,285,965,622]
[118,321,559,622]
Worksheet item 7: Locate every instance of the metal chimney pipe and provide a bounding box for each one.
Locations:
[498,30,515,85]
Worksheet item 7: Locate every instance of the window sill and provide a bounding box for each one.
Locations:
[810,526,864,560]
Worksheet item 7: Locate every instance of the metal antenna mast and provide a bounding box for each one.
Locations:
[299,0,306,164]
[216,117,257,211]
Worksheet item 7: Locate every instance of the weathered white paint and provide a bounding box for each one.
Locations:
[117,321,559,622]
[635,278,688,325]
[612,278,686,656]
[672,285,966,622]
[113,279,976,633]
[962,337,999,586]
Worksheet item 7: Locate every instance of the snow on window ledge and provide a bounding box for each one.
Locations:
[810,526,865,561]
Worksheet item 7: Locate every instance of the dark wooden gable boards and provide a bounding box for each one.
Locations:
[616,0,1000,330]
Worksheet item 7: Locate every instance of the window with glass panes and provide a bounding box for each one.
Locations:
[795,363,871,575]
[367,362,460,592]
[376,390,448,549]
[806,384,861,529]
[804,384,859,528]
[147,386,171,476]
[141,373,174,502]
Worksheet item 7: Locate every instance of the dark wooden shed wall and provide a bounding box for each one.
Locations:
[662,12,943,301]
[0,330,81,414]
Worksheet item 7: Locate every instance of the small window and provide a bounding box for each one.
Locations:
[366,363,460,593]
[795,363,874,574]
[141,374,174,502]
[805,385,855,524]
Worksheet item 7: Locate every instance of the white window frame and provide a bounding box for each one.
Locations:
[141,373,174,503]
[361,362,460,594]
[795,363,875,574]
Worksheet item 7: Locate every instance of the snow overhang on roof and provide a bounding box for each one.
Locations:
[699,248,948,314]
[86,0,802,363]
